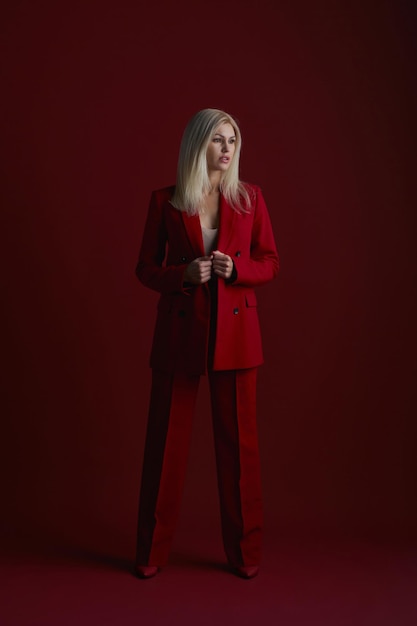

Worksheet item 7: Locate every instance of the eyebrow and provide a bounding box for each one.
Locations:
[214,133,236,139]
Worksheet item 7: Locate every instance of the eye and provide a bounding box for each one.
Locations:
[229,138,236,144]
[213,137,222,143]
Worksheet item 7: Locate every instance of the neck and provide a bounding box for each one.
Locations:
[207,171,222,192]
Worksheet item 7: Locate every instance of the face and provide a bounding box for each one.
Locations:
[206,122,236,174]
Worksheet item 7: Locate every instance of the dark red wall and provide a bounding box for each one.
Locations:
[1,0,416,556]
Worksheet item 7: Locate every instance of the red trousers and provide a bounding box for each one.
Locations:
[135,367,262,567]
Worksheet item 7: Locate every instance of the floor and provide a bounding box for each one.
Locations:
[1,529,416,626]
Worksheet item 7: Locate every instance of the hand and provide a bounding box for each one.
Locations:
[183,256,213,285]
[212,250,233,280]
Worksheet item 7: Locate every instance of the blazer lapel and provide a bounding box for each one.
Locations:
[179,194,236,258]
[217,193,236,253]
[180,210,205,258]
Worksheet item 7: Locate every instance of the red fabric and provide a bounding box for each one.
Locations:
[209,368,262,566]
[136,185,279,374]
[136,368,261,567]
[136,370,199,566]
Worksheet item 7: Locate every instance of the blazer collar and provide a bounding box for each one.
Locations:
[217,193,236,253]
[180,193,236,257]
[181,211,205,258]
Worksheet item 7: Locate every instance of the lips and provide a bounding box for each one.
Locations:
[220,157,230,163]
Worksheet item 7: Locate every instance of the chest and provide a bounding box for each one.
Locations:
[163,202,254,257]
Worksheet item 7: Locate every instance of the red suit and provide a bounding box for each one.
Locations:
[135,184,279,568]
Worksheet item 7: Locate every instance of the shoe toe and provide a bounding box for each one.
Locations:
[135,565,159,579]
[233,565,259,579]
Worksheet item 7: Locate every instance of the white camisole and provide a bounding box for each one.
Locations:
[201,226,218,255]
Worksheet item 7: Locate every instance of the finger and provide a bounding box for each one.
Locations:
[214,253,230,262]
[213,261,230,271]
[200,269,213,282]
[215,263,232,276]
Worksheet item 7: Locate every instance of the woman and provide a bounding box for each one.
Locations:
[135,108,279,579]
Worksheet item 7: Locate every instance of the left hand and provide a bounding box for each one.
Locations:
[212,250,233,280]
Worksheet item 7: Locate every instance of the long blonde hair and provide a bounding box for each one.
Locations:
[170,108,252,215]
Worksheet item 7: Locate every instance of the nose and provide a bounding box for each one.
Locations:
[222,141,229,152]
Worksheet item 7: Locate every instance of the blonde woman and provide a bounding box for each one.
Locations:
[135,109,279,579]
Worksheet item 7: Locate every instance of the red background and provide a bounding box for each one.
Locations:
[1,0,416,561]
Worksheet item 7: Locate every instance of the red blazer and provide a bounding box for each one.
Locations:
[136,184,279,374]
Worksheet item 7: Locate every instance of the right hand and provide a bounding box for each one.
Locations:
[183,256,213,285]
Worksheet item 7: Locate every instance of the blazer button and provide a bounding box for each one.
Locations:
[233,307,239,315]
[178,310,186,318]
[180,256,187,263]
[235,251,241,257]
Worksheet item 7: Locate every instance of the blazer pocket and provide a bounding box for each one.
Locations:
[245,291,257,307]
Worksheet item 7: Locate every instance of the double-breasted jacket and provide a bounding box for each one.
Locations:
[136,184,279,374]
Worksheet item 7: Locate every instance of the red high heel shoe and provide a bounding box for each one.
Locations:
[232,565,259,579]
[135,565,159,579]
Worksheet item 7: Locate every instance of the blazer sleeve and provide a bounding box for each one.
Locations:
[231,187,279,287]
[135,190,190,294]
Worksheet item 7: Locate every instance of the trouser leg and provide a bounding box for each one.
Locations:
[208,368,262,566]
[136,369,199,566]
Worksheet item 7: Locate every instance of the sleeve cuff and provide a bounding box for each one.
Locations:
[225,262,238,284]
